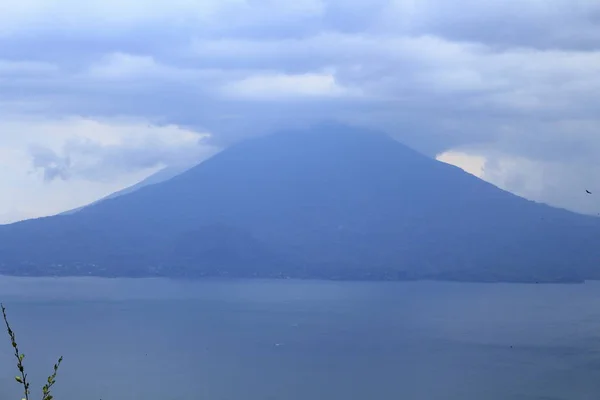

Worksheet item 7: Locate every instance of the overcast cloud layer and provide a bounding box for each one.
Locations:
[1,0,600,222]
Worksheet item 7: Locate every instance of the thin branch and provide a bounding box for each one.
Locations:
[2,303,30,400]
[42,356,63,400]
[2,304,63,400]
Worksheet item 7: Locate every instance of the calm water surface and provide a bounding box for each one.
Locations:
[1,278,600,400]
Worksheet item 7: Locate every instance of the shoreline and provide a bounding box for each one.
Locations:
[0,273,586,285]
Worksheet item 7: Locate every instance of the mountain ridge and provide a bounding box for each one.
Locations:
[60,164,196,216]
[0,126,598,282]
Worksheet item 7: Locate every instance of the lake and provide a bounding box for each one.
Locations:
[1,278,600,400]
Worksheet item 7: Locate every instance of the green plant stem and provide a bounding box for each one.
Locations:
[2,303,30,400]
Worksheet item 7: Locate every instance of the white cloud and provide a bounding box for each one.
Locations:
[83,53,228,84]
[188,33,600,114]
[25,117,218,181]
[221,71,358,99]
[436,151,486,178]
[0,116,218,222]
[86,53,162,80]
[438,147,600,215]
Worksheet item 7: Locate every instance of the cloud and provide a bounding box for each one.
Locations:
[436,151,486,178]
[0,0,326,41]
[0,60,58,75]
[384,0,600,50]
[437,148,600,215]
[221,71,359,99]
[29,145,72,181]
[0,0,600,216]
[24,117,219,182]
[86,53,163,80]
[0,116,219,223]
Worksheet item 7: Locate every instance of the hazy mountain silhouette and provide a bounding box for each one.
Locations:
[60,164,195,215]
[1,125,599,282]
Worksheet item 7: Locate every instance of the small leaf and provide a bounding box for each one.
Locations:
[14,376,23,383]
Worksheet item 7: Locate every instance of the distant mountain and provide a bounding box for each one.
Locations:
[61,164,194,215]
[1,125,599,282]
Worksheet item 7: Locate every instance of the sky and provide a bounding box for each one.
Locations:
[1,0,600,223]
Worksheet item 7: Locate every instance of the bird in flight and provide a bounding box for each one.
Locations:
[586,189,592,194]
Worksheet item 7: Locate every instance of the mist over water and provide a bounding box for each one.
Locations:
[1,278,600,400]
